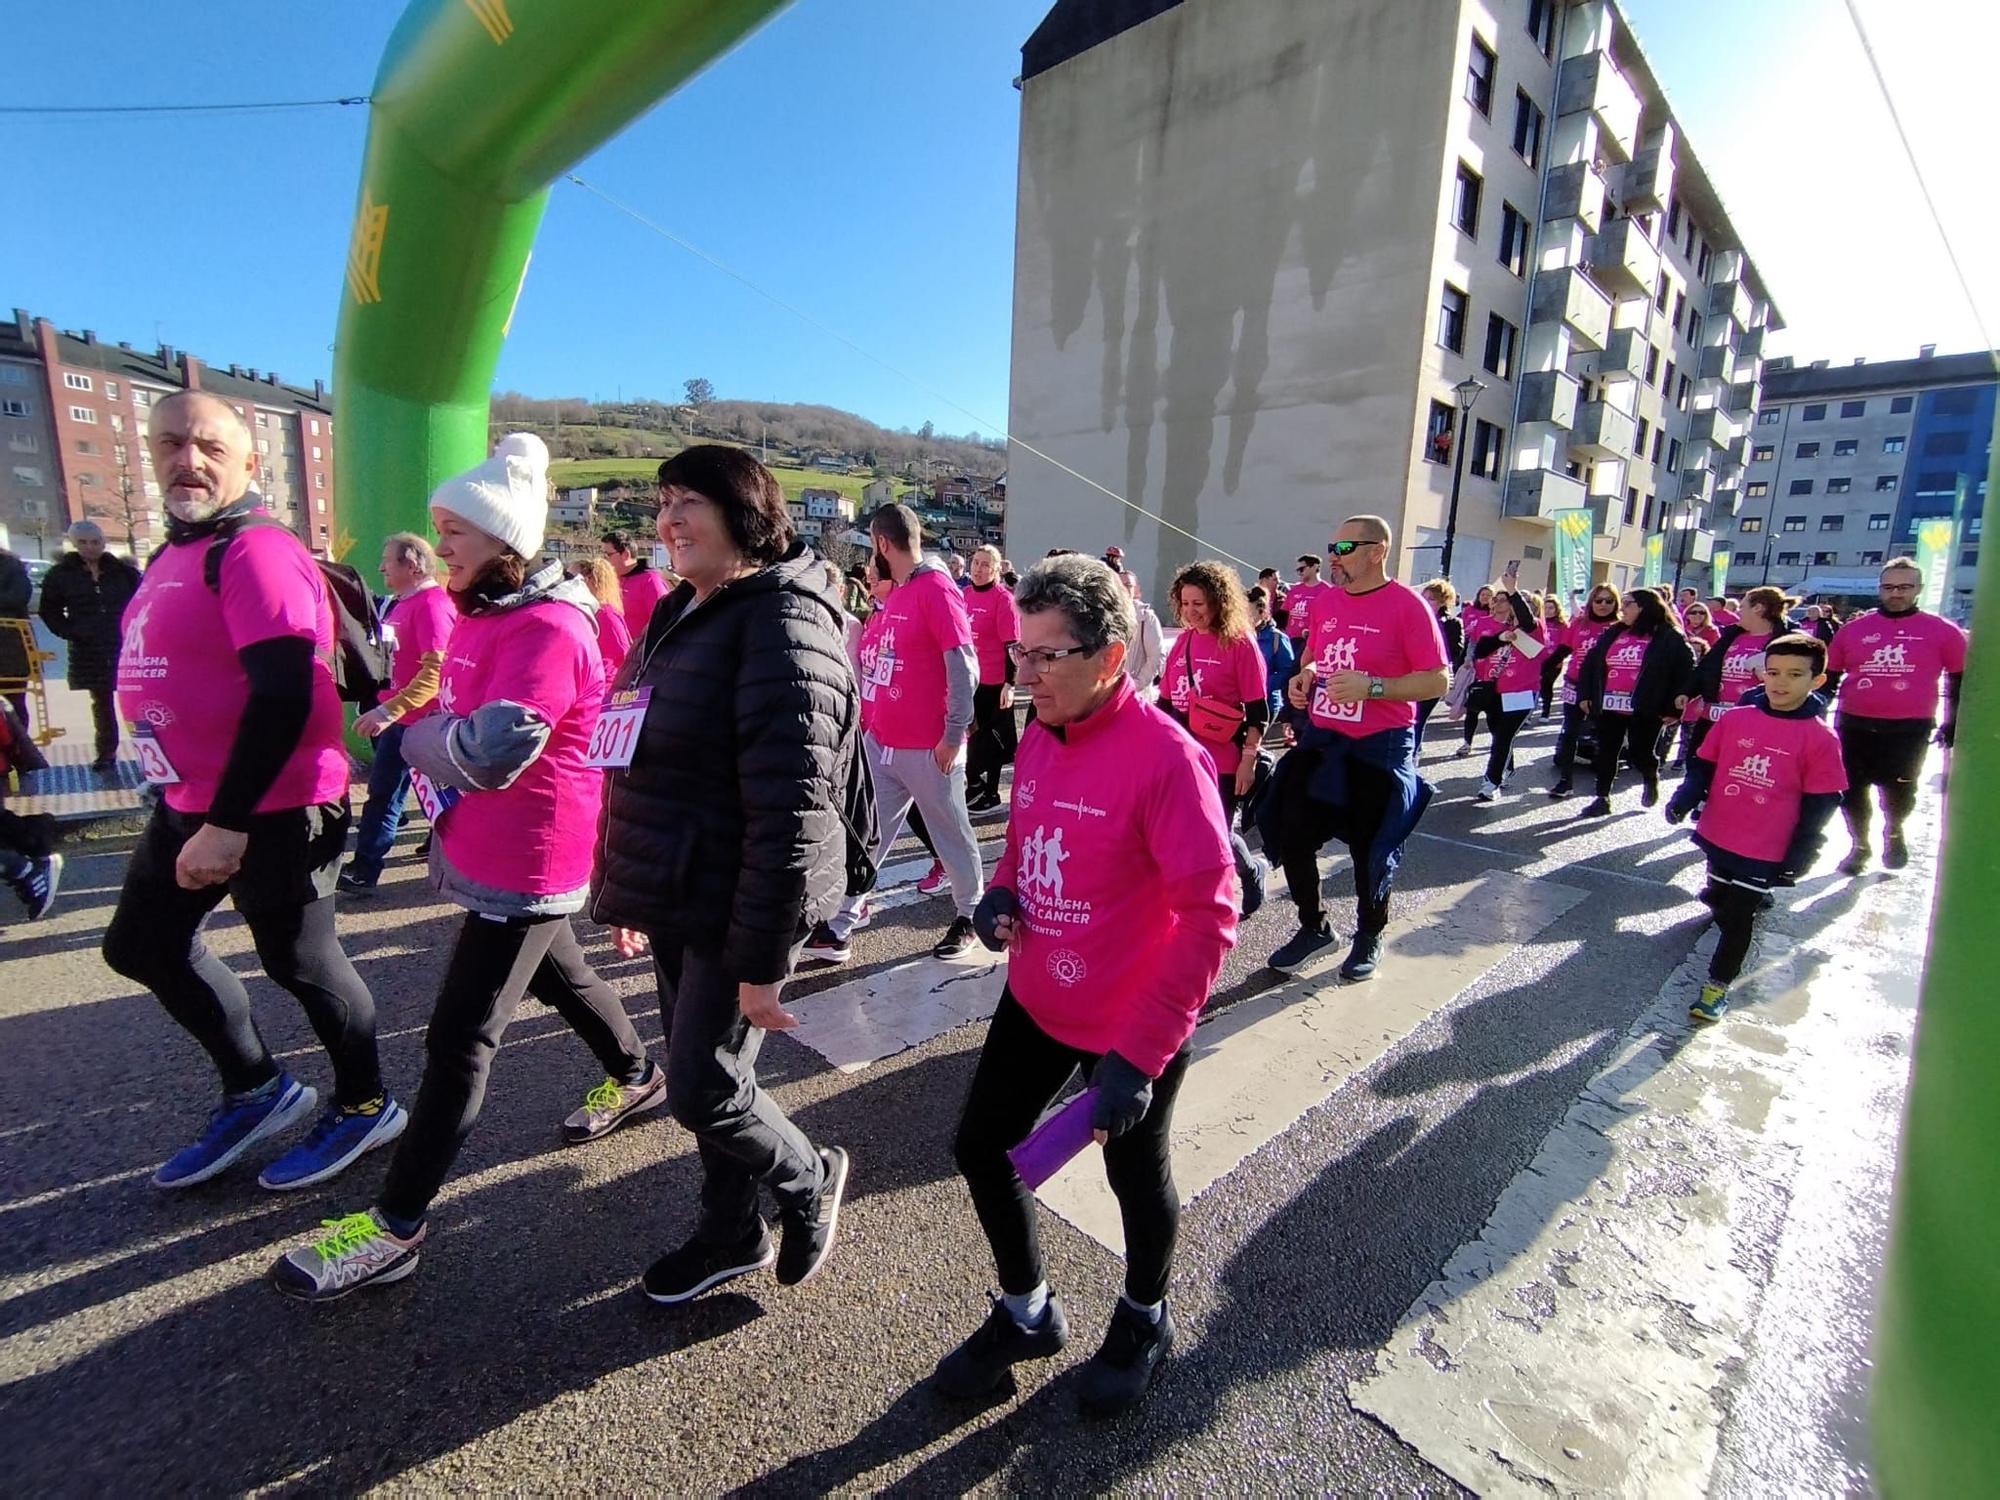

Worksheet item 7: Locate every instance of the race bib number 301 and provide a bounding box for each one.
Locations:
[408,769,460,824]
[584,688,650,770]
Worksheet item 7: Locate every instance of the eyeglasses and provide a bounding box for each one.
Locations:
[1327,539,1381,558]
[1007,642,1094,673]
[1880,583,1920,593]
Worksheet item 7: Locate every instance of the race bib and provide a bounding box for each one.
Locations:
[1500,689,1539,714]
[131,727,180,786]
[1560,680,1579,707]
[1707,701,1732,722]
[1602,691,1634,714]
[584,687,650,770]
[1311,678,1364,724]
[408,769,460,824]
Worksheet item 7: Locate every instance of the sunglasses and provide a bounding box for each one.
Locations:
[1327,539,1380,558]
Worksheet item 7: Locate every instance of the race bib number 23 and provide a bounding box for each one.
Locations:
[131,727,180,786]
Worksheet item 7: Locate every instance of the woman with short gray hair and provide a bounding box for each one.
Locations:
[37,519,143,768]
[933,553,1236,1418]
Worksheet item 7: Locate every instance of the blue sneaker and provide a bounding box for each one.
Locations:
[152,1075,318,1190]
[258,1099,409,1192]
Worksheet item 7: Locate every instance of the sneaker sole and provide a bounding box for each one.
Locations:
[779,1148,849,1288]
[154,1082,319,1191]
[257,1102,410,1192]
[802,947,851,965]
[272,1247,422,1303]
[644,1245,777,1304]
[1266,943,1335,976]
[562,1079,669,1145]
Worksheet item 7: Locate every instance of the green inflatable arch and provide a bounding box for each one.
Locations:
[332,5,2000,1491]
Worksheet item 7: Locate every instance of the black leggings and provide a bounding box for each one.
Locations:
[377,911,648,1224]
[103,804,380,1107]
[1483,708,1530,787]
[1838,718,1930,836]
[1707,879,1765,985]
[1590,712,1660,799]
[954,991,1191,1305]
[1278,750,1393,936]
[1552,700,1591,775]
[966,683,1017,801]
[1460,682,1497,747]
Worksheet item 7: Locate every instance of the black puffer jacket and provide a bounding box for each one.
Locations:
[590,543,858,984]
[1575,622,1695,723]
[38,551,142,691]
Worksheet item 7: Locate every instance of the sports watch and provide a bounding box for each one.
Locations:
[1367,676,1386,700]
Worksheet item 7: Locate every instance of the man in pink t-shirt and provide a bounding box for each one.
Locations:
[1283,553,1331,643]
[808,503,985,962]
[105,391,390,1195]
[1269,514,1449,982]
[602,528,672,636]
[937,553,1235,1416]
[1823,556,1968,873]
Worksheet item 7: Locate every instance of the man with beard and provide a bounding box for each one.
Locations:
[103,391,396,1193]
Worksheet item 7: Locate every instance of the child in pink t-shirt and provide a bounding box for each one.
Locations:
[1665,634,1847,1024]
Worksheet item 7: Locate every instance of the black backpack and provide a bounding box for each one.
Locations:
[202,513,392,706]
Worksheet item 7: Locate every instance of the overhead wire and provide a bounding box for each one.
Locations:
[0,96,368,117]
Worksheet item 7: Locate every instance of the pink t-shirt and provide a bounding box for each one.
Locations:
[861,567,975,749]
[594,605,632,681]
[1711,608,1740,628]
[1704,631,1772,721]
[1305,579,1449,737]
[1488,622,1548,698]
[116,520,349,815]
[961,581,1020,687]
[1284,579,1331,640]
[1599,630,1651,711]
[434,599,605,897]
[995,679,1236,1072]
[384,583,456,723]
[617,565,672,637]
[1826,609,1968,722]
[853,608,890,738]
[1696,705,1848,864]
[1159,628,1269,774]
[1563,615,1616,684]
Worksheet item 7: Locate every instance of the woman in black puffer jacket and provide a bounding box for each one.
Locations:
[1573,587,1695,817]
[591,445,860,1304]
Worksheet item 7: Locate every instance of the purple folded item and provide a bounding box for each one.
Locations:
[1008,1088,1099,1190]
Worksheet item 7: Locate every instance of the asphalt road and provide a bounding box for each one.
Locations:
[0,708,1916,1494]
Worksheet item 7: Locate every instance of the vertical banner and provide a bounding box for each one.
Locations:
[1642,532,1663,589]
[1913,477,1969,616]
[1711,550,1729,602]
[1552,507,1594,612]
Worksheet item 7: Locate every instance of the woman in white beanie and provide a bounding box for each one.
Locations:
[268,433,664,1300]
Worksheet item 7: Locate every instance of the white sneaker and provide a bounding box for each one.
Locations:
[1475,780,1501,802]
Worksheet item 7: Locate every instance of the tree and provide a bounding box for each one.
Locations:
[684,377,715,410]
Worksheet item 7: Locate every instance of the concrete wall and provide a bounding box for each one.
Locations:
[1008,0,1462,601]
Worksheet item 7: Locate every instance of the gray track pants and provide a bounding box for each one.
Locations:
[831,731,983,935]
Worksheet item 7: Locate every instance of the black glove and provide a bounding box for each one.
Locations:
[1090,1051,1154,1140]
[972,885,1019,952]
[1934,721,1956,750]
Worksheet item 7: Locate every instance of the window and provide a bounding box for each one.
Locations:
[63,372,92,391]
[1802,403,1827,421]
[1654,274,1670,313]
[1868,513,1891,531]
[1636,416,1651,455]
[0,365,25,385]
[1667,197,1682,239]
[1796,442,1820,459]
[1736,549,1762,566]
[1840,400,1865,418]
[1890,395,1913,414]
[1512,90,1544,165]
[1697,244,1712,279]
[1498,203,1529,276]
[1739,515,1763,533]
[1625,487,1640,526]
[309,419,320,435]
[1752,444,1775,462]
[1783,514,1808,531]
[1451,163,1482,237]
[255,413,269,429]
[75,439,98,456]
[77,472,99,488]
[1652,430,1666,464]
[1642,495,1656,530]
[1758,409,1781,426]
[1820,515,1845,531]
[1686,221,1698,258]
[1924,430,1970,456]
[1673,290,1687,330]
[113,444,127,465]
[1827,478,1852,494]
[1834,439,1858,457]
[256,438,270,455]
[1686,312,1702,348]
[311,445,323,461]
[1527,0,1556,56]
[1777,551,1801,567]
[1961,550,1980,568]
[109,414,123,432]
[1644,347,1661,385]
[1425,399,1456,465]
[1882,435,1905,453]
[1861,550,1884,565]
[1482,314,1517,379]
[134,389,151,407]
[1916,470,1957,494]
[7,433,35,453]
[1746,481,1769,498]
[1667,439,1683,472]
[1936,389,1977,415]
[1788,480,1813,497]
[1676,374,1691,412]
[1814,551,1840,566]
[1876,475,1898,492]
[1438,283,1469,354]
[314,472,326,490]
[1663,360,1676,398]
[11,465,43,486]
[2,399,28,417]
[1466,35,1497,115]
[69,405,97,424]
[1470,419,1504,480]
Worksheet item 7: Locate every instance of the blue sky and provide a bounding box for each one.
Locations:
[2,0,1991,438]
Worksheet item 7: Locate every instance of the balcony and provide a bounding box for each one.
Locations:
[1543,161,1609,233]
[1503,466,1588,523]
[1736,327,1766,364]
[1725,378,1760,417]
[1622,124,1677,213]
[1688,529,1717,564]
[1680,468,1716,504]
[1556,49,1642,162]
[1600,326,1649,383]
[1570,399,1637,459]
[1586,493,1625,541]
[1530,266,1612,351]
[1712,481,1742,519]
[1583,218,1662,302]
[1689,406,1737,451]
[1519,370,1581,429]
[1707,278,1755,332]
[1696,342,1738,385]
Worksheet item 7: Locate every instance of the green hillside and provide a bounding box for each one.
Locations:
[550,457,882,506]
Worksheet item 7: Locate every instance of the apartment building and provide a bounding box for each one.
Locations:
[1720,347,1994,618]
[1006,0,1776,603]
[0,308,336,559]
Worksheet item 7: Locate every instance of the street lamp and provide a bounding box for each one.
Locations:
[1438,375,1487,581]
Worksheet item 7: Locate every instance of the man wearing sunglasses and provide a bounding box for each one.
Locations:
[1260,516,1448,980]
[1821,556,1967,874]
[1284,552,1330,645]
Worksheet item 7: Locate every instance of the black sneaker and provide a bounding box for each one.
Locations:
[1579,796,1613,818]
[1839,845,1869,877]
[935,1295,1071,1399]
[414,835,433,859]
[336,869,376,896]
[12,853,61,920]
[934,916,978,959]
[1640,778,1661,808]
[1883,827,1909,870]
[1340,932,1382,982]
[1267,918,1337,974]
[642,1224,776,1304]
[1548,777,1572,799]
[967,790,1003,815]
[1078,1298,1175,1418]
[802,921,851,965]
[775,1146,849,1286]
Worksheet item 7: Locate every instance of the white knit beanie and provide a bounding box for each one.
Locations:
[428,432,549,560]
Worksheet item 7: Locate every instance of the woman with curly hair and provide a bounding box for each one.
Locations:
[1159,562,1269,821]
